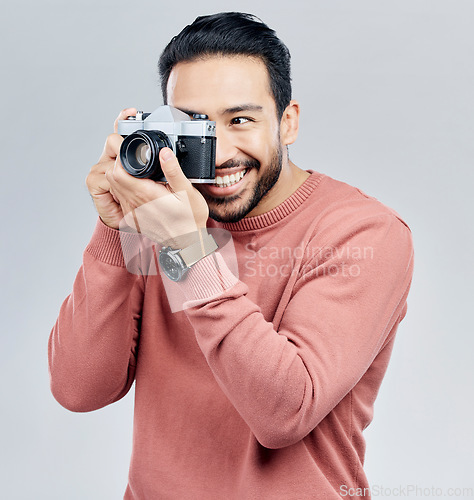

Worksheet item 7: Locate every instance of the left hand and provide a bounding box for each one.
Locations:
[106,146,210,247]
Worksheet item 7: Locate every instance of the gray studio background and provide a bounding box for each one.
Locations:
[1,0,473,498]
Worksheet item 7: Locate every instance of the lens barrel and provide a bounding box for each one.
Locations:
[120,130,172,181]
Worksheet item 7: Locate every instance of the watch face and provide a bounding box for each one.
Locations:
[159,249,184,281]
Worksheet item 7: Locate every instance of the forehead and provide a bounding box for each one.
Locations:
[166,55,275,114]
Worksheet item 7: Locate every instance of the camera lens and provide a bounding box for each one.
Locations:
[135,143,151,166]
[120,130,172,181]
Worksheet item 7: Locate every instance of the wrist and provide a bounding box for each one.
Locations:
[158,230,218,282]
[99,215,120,230]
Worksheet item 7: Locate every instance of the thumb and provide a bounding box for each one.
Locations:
[159,147,192,193]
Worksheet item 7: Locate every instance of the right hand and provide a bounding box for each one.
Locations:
[86,108,137,229]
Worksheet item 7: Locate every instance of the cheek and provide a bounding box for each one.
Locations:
[235,129,279,164]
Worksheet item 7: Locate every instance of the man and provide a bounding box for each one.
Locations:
[49,12,414,499]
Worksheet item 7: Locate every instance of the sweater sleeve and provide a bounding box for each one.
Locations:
[182,213,414,449]
[48,219,145,412]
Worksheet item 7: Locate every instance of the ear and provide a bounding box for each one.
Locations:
[279,100,300,145]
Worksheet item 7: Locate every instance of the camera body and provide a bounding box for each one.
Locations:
[117,106,216,183]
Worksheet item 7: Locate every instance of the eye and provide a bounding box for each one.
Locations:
[230,117,253,125]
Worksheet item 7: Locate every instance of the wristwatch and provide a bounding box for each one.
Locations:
[158,233,218,282]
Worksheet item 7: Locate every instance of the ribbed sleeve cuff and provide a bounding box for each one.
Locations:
[85,218,142,268]
[179,252,240,307]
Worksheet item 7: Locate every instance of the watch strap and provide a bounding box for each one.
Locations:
[179,232,218,268]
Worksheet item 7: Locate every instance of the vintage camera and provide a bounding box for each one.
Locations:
[117,106,216,183]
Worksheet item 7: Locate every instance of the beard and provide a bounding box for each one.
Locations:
[200,143,284,223]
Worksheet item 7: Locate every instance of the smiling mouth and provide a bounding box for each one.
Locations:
[213,169,247,187]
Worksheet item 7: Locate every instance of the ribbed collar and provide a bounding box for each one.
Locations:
[218,171,324,232]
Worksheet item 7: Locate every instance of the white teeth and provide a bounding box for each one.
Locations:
[214,169,247,187]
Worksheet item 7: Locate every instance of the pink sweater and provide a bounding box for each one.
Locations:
[49,171,414,499]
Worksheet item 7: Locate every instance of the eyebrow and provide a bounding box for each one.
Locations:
[220,104,264,114]
[176,104,264,117]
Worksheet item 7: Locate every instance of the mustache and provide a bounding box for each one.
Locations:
[216,158,260,170]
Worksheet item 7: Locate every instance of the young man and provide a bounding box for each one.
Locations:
[49,12,414,499]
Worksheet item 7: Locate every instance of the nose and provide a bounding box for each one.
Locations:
[215,127,238,167]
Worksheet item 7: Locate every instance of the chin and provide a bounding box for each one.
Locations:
[208,204,250,223]
[202,191,250,223]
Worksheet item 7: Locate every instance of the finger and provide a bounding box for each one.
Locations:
[114,108,137,133]
[89,158,114,176]
[86,163,113,195]
[104,168,125,207]
[105,164,120,191]
[159,147,193,193]
[98,133,124,163]
[107,155,154,198]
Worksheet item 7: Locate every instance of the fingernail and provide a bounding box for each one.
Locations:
[161,148,173,161]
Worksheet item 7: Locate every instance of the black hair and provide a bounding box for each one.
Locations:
[158,12,292,119]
